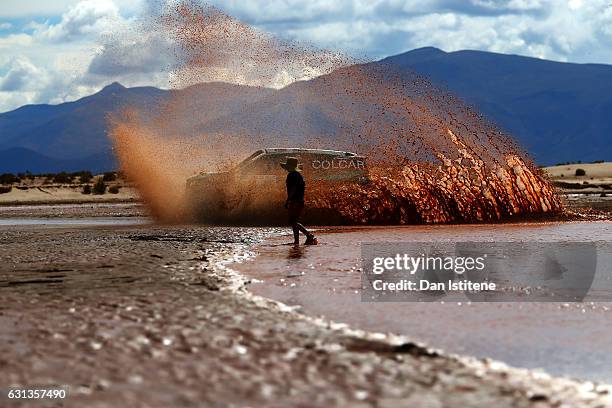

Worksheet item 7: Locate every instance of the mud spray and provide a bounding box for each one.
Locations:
[109,1,562,224]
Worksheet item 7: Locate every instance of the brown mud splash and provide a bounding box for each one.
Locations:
[109,109,194,221]
[302,62,562,224]
[162,2,353,90]
[311,150,559,224]
[109,2,562,224]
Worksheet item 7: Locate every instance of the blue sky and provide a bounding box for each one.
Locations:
[1,0,612,112]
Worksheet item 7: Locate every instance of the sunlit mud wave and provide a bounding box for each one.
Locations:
[302,63,563,224]
[310,130,562,224]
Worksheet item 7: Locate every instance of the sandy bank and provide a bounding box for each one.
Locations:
[0,184,139,205]
[544,162,612,194]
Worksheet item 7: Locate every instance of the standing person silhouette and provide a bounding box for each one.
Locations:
[281,157,317,245]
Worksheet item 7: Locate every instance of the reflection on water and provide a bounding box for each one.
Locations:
[287,245,307,260]
[236,222,612,383]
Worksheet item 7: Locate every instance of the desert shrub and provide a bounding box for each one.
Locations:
[0,186,12,194]
[108,185,120,194]
[17,171,32,180]
[103,172,117,182]
[555,161,586,166]
[575,168,586,176]
[0,173,20,185]
[77,171,93,184]
[592,160,605,164]
[54,172,73,184]
[82,184,92,194]
[93,178,106,195]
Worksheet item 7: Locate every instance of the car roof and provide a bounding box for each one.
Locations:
[262,148,357,157]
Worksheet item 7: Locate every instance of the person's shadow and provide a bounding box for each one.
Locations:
[284,245,308,279]
[287,244,306,260]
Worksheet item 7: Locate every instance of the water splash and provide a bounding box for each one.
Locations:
[109,1,562,224]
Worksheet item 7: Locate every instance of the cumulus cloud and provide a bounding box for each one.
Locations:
[2,0,612,113]
[0,0,164,112]
[0,54,100,110]
[0,0,172,112]
[0,57,47,92]
[0,0,144,19]
[443,0,546,15]
[205,0,612,63]
[88,32,175,76]
[34,0,124,42]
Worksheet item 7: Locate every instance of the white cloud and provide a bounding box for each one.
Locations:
[88,32,175,76]
[0,1,80,18]
[215,0,612,63]
[34,0,124,42]
[0,0,144,18]
[2,0,612,113]
[0,0,155,112]
[0,33,33,48]
[0,54,99,111]
[470,0,544,11]
[0,57,47,92]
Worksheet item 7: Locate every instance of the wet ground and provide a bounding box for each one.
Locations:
[237,222,612,385]
[562,194,612,212]
[0,203,146,219]
[1,204,612,407]
[0,218,147,226]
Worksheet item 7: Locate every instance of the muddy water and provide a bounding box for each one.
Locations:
[235,222,612,383]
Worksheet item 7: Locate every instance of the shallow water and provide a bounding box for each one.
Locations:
[236,221,612,383]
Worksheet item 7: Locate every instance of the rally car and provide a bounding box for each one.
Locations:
[186,148,368,224]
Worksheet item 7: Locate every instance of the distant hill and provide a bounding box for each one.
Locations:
[1,47,611,173]
[382,47,612,164]
[0,147,116,174]
[0,82,270,172]
[0,83,166,160]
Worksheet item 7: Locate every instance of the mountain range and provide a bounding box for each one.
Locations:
[1,47,611,173]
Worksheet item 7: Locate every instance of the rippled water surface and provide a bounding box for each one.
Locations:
[236,222,612,383]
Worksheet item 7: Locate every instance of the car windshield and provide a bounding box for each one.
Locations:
[235,150,264,170]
